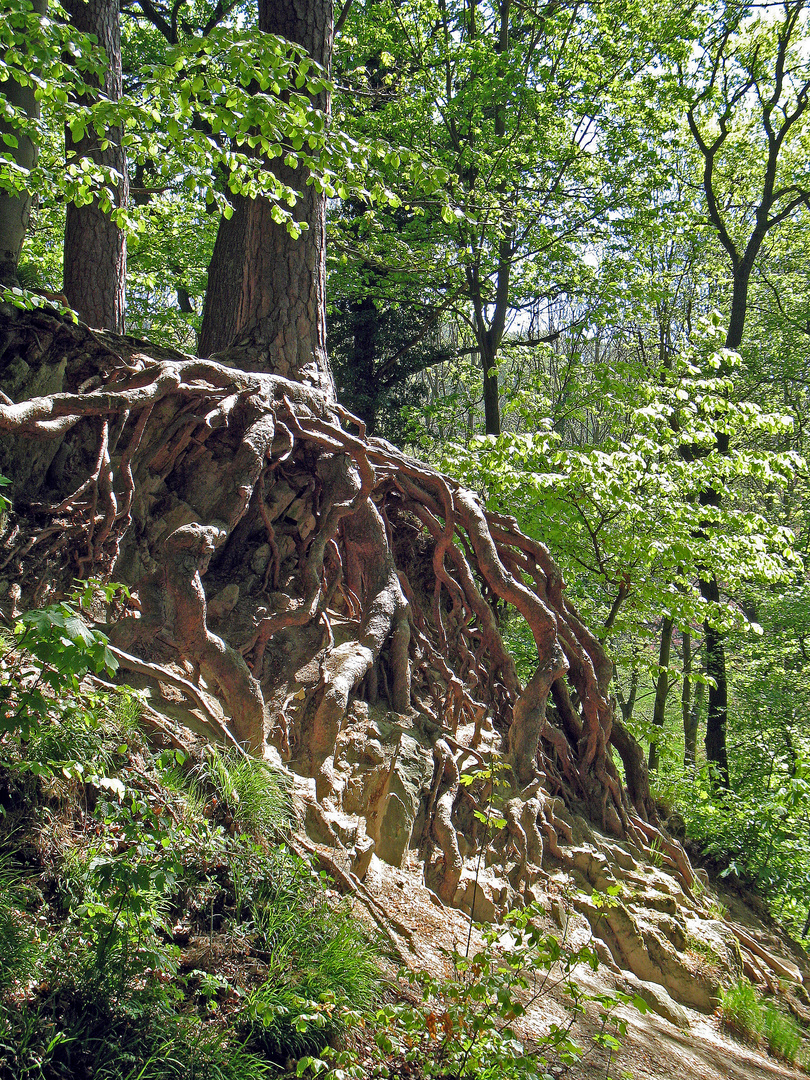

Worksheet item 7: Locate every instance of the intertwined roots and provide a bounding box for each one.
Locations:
[1,308,663,897]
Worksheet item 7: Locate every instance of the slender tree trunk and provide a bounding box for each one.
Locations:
[726,263,752,355]
[697,264,749,784]
[62,0,127,332]
[350,292,379,431]
[681,630,696,769]
[648,616,673,772]
[620,667,639,723]
[703,614,730,786]
[198,0,335,397]
[695,268,750,787]
[464,0,512,438]
[0,0,46,286]
[688,650,704,769]
[479,333,501,436]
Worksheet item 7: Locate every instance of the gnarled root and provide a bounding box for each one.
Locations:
[426,738,463,903]
[0,308,659,865]
[161,523,267,754]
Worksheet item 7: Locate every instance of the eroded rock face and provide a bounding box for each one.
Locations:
[289,699,764,1017]
[294,702,434,876]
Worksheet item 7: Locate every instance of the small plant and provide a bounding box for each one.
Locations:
[242,880,380,1059]
[0,852,36,991]
[719,979,763,1042]
[685,933,722,968]
[296,903,643,1080]
[0,589,120,746]
[762,1001,803,1063]
[648,837,665,868]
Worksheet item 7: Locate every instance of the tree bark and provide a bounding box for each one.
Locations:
[198,0,335,398]
[0,0,46,286]
[703,603,730,787]
[696,268,749,785]
[681,630,694,769]
[648,616,673,772]
[62,0,127,332]
[687,647,704,771]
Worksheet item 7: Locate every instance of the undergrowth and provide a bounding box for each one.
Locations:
[0,590,637,1079]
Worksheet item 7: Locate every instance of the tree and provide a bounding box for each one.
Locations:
[0,0,46,287]
[197,0,335,397]
[332,0,677,435]
[0,0,702,929]
[679,0,810,783]
[62,0,127,331]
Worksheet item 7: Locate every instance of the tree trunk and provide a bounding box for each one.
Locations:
[62,0,127,332]
[703,612,730,786]
[479,333,501,436]
[681,630,694,769]
[696,264,750,787]
[648,616,673,772]
[198,0,335,398]
[687,650,704,771]
[615,659,639,724]
[0,0,46,286]
[345,293,378,432]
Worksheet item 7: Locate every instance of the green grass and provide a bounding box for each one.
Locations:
[719,979,763,1041]
[719,979,807,1065]
[0,854,36,993]
[762,1002,804,1065]
[190,746,293,836]
[0,988,277,1080]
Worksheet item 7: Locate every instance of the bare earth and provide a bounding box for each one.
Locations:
[351,852,809,1080]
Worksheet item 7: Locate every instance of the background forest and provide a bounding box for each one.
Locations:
[2,0,810,1073]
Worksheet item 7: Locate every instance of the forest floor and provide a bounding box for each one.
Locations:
[355,849,810,1080]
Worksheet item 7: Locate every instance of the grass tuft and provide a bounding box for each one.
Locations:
[720,979,807,1065]
[191,746,293,836]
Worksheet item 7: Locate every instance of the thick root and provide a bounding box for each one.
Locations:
[0,308,658,863]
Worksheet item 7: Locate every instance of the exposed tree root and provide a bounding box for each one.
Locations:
[0,307,662,905]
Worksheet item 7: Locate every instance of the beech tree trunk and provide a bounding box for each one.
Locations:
[0,0,46,286]
[686,630,699,768]
[62,0,127,332]
[703,605,730,786]
[198,0,334,398]
[687,653,704,771]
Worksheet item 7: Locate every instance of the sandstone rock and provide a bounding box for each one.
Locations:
[375,732,432,867]
[207,583,239,620]
[593,939,620,972]
[250,544,271,573]
[583,899,723,1013]
[305,801,359,849]
[621,972,691,1029]
[599,841,639,873]
[263,479,296,520]
[570,847,617,892]
[454,870,501,923]
[352,835,375,880]
[329,713,433,869]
